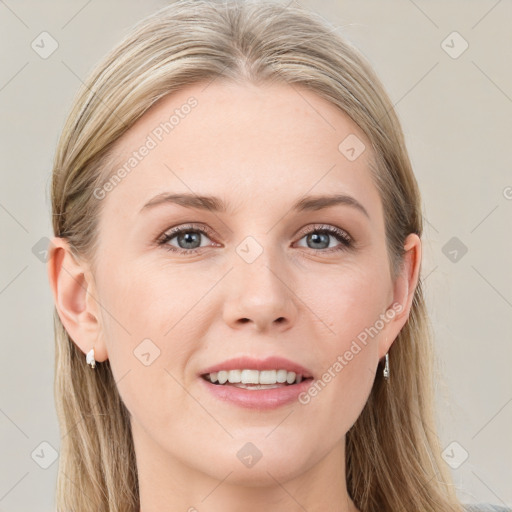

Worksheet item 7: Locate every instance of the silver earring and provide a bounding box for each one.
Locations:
[383,352,389,380]
[86,347,96,369]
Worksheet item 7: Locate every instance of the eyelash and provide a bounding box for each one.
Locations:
[157,223,354,255]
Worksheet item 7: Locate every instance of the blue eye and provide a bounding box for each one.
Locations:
[157,223,353,254]
[158,224,214,254]
[296,224,353,252]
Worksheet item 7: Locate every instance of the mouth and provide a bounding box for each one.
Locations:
[198,365,316,409]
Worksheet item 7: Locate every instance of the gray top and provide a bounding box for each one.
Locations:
[463,503,512,512]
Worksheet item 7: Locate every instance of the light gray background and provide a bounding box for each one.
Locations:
[1,1,511,510]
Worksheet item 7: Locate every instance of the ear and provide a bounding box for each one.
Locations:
[46,236,108,363]
[379,233,422,359]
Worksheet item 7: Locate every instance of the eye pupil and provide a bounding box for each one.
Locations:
[308,232,329,249]
[178,231,201,249]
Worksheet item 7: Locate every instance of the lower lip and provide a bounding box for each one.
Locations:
[198,376,314,410]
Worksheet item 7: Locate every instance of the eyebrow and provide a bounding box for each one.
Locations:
[140,192,370,219]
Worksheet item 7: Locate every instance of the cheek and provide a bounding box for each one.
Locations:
[95,263,200,428]
[101,258,210,335]
[297,260,387,416]
[300,259,389,341]
[96,259,202,380]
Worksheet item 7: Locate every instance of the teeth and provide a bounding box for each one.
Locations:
[228,369,241,383]
[242,369,259,384]
[276,369,287,383]
[206,369,306,385]
[217,371,228,384]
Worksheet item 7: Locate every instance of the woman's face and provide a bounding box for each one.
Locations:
[68,81,418,487]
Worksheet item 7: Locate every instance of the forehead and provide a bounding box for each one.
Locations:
[100,80,382,221]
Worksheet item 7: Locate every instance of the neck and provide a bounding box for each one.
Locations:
[132,419,359,512]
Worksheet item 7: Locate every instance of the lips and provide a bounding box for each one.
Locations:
[198,355,314,379]
[199,371,315,409]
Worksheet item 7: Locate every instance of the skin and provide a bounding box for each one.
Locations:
[48,80,421,512]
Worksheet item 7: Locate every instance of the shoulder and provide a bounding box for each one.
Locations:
[462,503,512,512]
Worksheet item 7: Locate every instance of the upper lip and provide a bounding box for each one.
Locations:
[199,356,314,379]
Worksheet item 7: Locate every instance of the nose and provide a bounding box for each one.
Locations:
[222,249,298,333]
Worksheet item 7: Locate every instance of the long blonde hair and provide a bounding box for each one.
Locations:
[50,1,463,510]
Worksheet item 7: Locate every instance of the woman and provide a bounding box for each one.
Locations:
[46,1,510,511]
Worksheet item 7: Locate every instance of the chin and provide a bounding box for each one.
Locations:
[196,440,313,486]
[211,459,309,488]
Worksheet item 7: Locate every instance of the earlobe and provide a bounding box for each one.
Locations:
[46,237,108,362]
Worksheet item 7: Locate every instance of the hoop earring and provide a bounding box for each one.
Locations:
[86,347,96,369]
[383,352,389,380]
